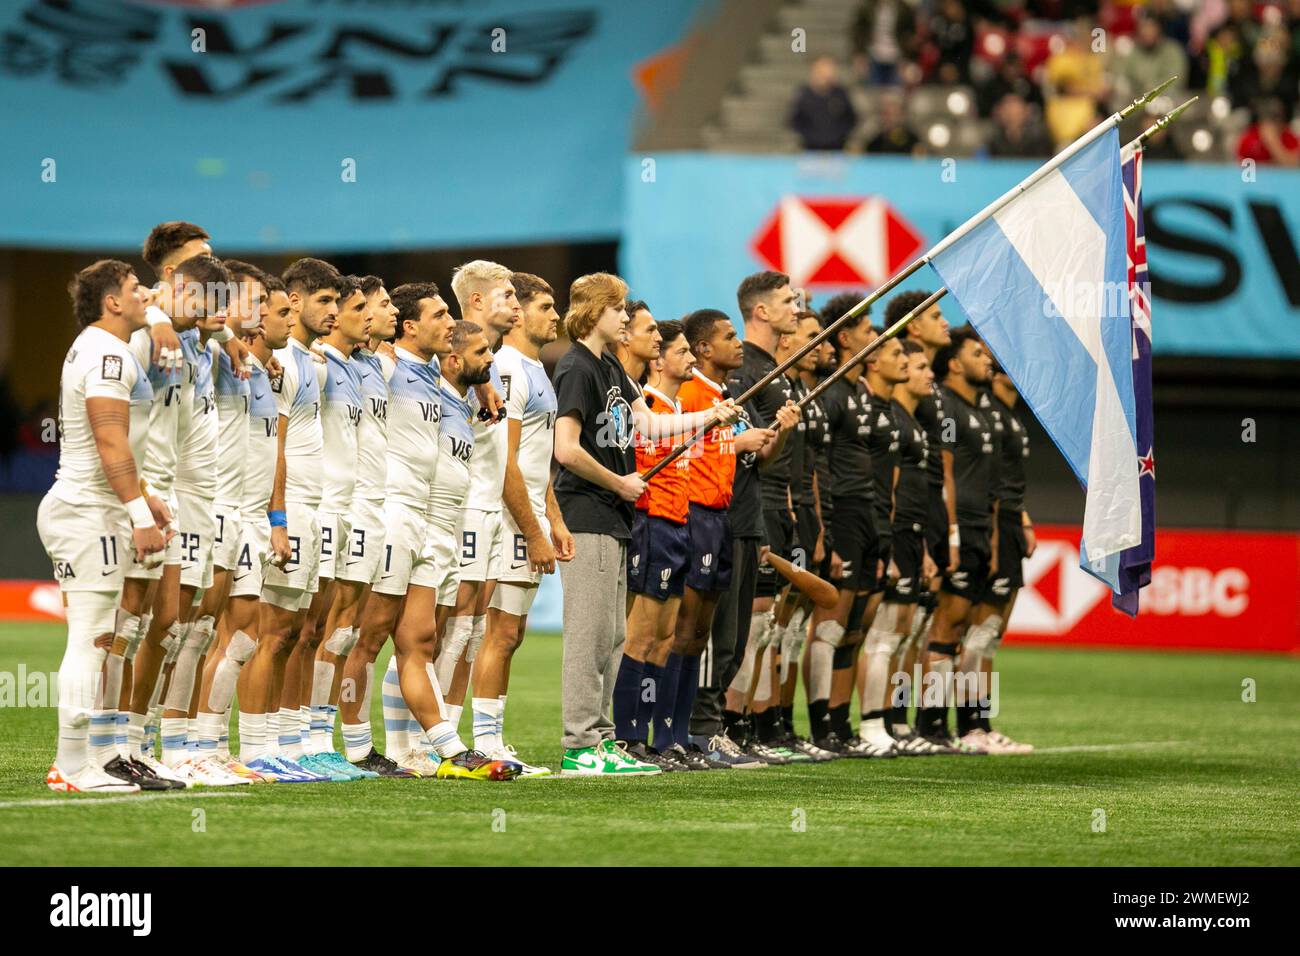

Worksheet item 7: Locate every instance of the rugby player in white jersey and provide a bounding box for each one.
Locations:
[111,225,214,785]
[236,258,339,782]
[203,276,302,780]
[122,253,231,785]
[438,261,518,731]
[157,255,251,784]
[470,273,571,774]
[286,275,378,781]
[323,277,415,777]
[40,260,169,792]
[186,261,267,778]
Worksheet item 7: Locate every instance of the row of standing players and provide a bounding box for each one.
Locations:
[37,220,1031,794]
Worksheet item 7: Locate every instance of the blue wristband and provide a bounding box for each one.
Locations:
[268,509,287,528]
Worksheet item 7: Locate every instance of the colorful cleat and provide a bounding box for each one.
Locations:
[224,757,270,783]
[435,749,522,781]
[244,755,329,783]
[479,744,550,777]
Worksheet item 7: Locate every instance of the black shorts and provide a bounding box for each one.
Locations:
[685,502,732,593]
[795,502,820,566]
[886,522,925,603]
[874,504,893,566]
[981,507,1027,603]
[755,507,796,598]
[925,484,948,572]
[829,497,879,592]
[628,512,690,599]
[941,522,992,599]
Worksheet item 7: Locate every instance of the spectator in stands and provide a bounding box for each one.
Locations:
[1146,0,1191,49]
[1236,98,1300,166]
[988,93,1053,158]
[929,0,976,85]
[1044,18,1108,149]
[1230,27,1298,123]
[865,93,921,155]
[975,51,1042,117]
[851,0,917,86]
[1110,12,1188,108]
[1200,22,1246,96]
[788,55,859,151]
[1221,0,1263,51]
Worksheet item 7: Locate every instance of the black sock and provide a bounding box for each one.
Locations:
[808,699,831,741]
[830,703,852,740]
[863,708,887,722]
[955,703,975,737]
[722,708,742,740]
[755,708,777,743]
[890,704,909,731]
[781,705,795,736]
[918,706,947,737]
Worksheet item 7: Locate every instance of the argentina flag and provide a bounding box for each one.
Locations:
[930,128,1142,594]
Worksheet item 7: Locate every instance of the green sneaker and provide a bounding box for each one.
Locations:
[771,745,812,763]
[601,739,661,775]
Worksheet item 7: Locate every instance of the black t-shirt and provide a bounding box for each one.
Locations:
[820,374,875,502]
[890,399,930,526]
[866,392,899,521]
[725,360,765,541]
[737,342,794,513]
[990,392,1028,511]
[553,343,638,539]
[939,384,997,529]
[785,373,812,507]
[913,385,947,488]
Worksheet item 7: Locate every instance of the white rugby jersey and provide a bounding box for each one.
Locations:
[239,354,279,515]
[271,337,326,507]
[51,326,153,508]
[213,347,250,507]
[464,361,508,512]
[495,344,557,517]
[351,348,391,504]
[175,332,220,499]
[428,378,475,530]
[319,343,364,510]
[384,346,442,509]
[127,326,183,495]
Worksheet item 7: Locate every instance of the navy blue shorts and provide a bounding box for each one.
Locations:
[684,502,732,593]
[628,512,690,599]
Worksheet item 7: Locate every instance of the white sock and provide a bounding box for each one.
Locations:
[472,696,504,752]
[278,706,302,759]
[381,656,409,756]
[239,712,267,762]
[160,716,188,765]
[342,721,372,762]
[423,721,465,760]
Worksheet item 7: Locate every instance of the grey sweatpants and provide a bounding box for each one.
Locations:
[559,532,628,751]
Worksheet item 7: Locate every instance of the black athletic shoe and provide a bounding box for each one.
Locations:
[922,733,986,755]
[813,731,847,754]
[687,743,733,769]
[104,755,172,791]
[124,756,186,790]
[352,747,422,778]
[780,733,839,762]
[627,742,681,771]
[669,744,714,770]
[742,740,792,765]
[655,745,693,772]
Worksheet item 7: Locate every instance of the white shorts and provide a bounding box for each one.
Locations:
[497,513,551,587]
[37,495,131,594]
[318,510,350,581]
[212,502,242,571]
[372,500,436,597]
[229,515,269,600]
[338,497,385,585]
[125,489,179,581]
[423,517,461,606]
[456,508,503,583]
[261,500,321,597]
[177,491,217,591]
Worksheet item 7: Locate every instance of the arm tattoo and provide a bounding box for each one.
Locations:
[102,459,138,482]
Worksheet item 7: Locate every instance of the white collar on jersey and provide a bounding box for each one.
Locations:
[691,369,724,395]
[643,383,680,412]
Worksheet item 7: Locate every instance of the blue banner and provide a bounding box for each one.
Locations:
[0,0,700,251]
[620,153,1300,358]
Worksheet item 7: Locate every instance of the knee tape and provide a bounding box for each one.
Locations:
[750,609,776,650]
[191,616,217,656]
[443,616,473,663]
[323,625,356,656]
[62,592,118,724]
[986,616,1007,657]
[814,619,845,648]
[962,616,1003,660]
[159,621,186,665]
[807,640,833,701]
[870,601,899,636]
[226,629,257,664]
[465,615,486,663]
[112,609,141,658]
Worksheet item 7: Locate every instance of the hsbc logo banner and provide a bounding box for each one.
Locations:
[1008,525,1299,654]
[620,154,1300,359]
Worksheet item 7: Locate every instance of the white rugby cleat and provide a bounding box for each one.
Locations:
[47,762,140,794]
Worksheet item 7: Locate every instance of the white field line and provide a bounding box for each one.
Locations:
[0,791,253,810]
[1030,740,1185,754]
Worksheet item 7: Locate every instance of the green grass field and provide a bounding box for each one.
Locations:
[0,622,1296,866]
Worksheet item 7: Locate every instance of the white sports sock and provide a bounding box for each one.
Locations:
[423,721,465,760]
[446,703,463,731]
[341,721,372,762]
[126,712,147,759]
[160,716,189,765]
[278,706,302,758]
[472,696,504,752]
[381,656,409,756]
[56,594,115,775]
[239,711,267,762]
[195,711,225,752]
